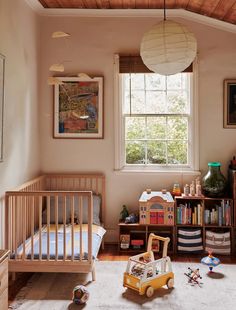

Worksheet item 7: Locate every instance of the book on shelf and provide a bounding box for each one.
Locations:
[204,200,231,226]
[177,203,202,225]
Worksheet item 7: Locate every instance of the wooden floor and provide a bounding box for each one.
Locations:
[98,244,236,262]
[8,243,236,303]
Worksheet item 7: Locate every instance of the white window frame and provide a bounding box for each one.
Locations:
[114,54,199,174]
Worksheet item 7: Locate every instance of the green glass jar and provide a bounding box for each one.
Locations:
[202,162,227,197]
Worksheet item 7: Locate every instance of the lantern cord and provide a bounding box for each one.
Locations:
[164,0,166,21]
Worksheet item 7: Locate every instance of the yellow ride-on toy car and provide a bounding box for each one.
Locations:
[123,233,174,297]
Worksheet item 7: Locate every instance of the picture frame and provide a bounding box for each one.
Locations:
[223,79,236,128]
[0,54,5,161]
[54,77,103,138]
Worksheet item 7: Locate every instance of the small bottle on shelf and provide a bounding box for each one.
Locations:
[190,181,195,196]
[172,183,181,197]
[196,179,202,196]
[183,184,190,196]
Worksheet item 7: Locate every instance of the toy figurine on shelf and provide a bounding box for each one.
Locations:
[125,213,139,224]
[184,267,203,286]
[201,250,221,273]
[120,205,129,222]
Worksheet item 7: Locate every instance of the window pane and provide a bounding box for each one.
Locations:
[124,90,130,114]
[167,74,183,90]
[131,90,145,114]
[131,74,144,90]
[167,141,188,164]
[126,141,145,164]
[146,91,166,114]
[167,91,188,113]
[146,74,165,90]
[167,117,188,139]
[146,117,166,139]
[147,141,166,164]
[125,117,146,139]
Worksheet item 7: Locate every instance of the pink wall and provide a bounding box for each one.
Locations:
[39,16,236,241]
[0,0,41,246]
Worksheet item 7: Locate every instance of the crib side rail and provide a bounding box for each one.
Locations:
[11,175,46,192]
[44,173,105,225]
[5,191,93,263]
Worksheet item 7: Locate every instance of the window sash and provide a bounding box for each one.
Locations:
[113,54,199,172]
[123,114,190,167]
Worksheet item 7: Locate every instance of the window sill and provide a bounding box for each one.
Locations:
[114,167,201,175]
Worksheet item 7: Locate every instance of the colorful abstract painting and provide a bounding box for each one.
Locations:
[54,77,103,138]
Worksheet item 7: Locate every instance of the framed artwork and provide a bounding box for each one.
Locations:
[0,54,5,161]
[54,77,103,138]
[224,79,236,128]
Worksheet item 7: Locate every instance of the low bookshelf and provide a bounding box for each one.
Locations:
[175,196,234,255]
[118,194,234,256]
[118,223,175,254]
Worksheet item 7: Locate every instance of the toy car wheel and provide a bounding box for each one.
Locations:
[146,286,154,298]
[167,278,174,289]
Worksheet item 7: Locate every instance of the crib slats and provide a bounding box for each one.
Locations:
[63,196,66,261]
[5,174,105,276]
[88,194,92,263]
[79,196,83,262]
[39,196,42,261]
[71,196,74,261]
[55,196,58,261]
[12,196,16,260]
[22,196,26,260]
[47,196,50,261]
[31,197,35,260]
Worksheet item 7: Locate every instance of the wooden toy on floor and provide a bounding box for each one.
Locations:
[123,233,174,297]
[184,267,203,286]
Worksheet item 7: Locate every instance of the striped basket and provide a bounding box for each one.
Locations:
[205,230,231,255]
[177,228,203,253]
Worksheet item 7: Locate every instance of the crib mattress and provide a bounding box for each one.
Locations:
[12,224,106,260]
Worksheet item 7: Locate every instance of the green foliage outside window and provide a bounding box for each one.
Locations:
[123,73,190,166]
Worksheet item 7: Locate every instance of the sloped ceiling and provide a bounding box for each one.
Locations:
[37,0,236,25]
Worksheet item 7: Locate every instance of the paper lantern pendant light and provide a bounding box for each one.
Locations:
[140,20,197,75]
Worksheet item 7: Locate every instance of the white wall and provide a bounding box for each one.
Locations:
[0,0,40,247]
[39,16,236,241]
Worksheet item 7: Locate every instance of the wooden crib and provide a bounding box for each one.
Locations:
[5,173,105,280]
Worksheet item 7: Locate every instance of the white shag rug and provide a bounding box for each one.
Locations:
[9,261,236,310]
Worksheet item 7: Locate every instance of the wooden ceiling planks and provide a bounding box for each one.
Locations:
[175,0,189,9]
[199,0,221,16]
[109,0,123,9]
[210,0,236,20]
[187,0,205,13]
[135,0,150,9]
[223,2,236,23]
[123,0,136,9]
[96,0,111,9]
[37,0,236,24]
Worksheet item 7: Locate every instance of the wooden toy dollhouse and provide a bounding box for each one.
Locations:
[139,191,174,225]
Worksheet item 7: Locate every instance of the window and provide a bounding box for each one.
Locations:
[114,55,199,172]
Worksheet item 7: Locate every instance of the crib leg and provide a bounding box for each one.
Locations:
[92,267,96,281]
